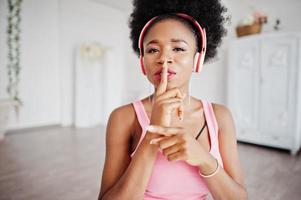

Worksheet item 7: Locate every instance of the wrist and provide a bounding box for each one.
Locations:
[142,131,160,152]
[198,155,219,177]
[144,131,161,141]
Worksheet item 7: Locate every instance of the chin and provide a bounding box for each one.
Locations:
[155,80,181,89]
[166,81,179,89]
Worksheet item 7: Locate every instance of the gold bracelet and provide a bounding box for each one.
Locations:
[199,158,220,178]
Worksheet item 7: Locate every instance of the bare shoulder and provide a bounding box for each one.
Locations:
[105,103,139,152]
[107,103,137,139]
[109,103,136,125]
[211,103,238,142]
[211,103,234,131]
[211,103,232,118]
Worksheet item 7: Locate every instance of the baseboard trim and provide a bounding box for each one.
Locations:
[6,124,64,135]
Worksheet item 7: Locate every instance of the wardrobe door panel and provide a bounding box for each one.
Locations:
[259,37,298,139]
[227,33,301,154]
[228,40,260,136]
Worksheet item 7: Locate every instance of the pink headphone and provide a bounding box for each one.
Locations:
[138,13,207,75]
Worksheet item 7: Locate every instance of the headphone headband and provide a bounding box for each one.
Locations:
[138,13,207,74]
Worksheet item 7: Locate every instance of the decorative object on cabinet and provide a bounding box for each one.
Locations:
[236,10,267,37]
[227,32,301,155]
[274,19,281,31]
[236,23,262,38]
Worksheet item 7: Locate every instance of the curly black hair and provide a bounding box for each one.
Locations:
[128,0,228,63]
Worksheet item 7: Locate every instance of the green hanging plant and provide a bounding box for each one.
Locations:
[6,0,23,106]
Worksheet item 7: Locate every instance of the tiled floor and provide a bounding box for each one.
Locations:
[0,125,300,200]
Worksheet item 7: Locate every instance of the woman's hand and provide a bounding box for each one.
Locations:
[150,62,184,127]
[146,125,209,167]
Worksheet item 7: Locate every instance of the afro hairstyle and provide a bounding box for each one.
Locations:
[128,0,228,63]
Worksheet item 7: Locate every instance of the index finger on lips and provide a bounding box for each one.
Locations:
[155,61,168,97]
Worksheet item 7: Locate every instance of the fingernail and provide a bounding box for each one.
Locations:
[150,138,161,145]
[146,125,156,132]
[150,139,156,145]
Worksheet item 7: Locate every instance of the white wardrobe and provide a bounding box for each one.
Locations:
[227,32,301,155]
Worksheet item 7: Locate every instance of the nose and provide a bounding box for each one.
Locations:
[156,50,173,65]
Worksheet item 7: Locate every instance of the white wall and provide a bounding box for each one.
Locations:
[59,0,126,126]
[0,0,61,129]
[0,0,127,131]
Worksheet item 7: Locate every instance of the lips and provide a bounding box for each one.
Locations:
[154,68,176,76]
[154,68,176,81]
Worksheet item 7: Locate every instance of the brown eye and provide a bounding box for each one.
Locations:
[146,48,159,54]
[173,47,186,52]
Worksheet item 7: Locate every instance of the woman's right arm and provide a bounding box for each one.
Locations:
[98,105,160,200]
[99,64,184,199]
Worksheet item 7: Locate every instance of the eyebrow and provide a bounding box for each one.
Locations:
[146,38,188,46]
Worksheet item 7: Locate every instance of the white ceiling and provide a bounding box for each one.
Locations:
[91,0,133,12]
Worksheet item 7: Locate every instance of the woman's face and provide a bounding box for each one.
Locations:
[143,19,197,89]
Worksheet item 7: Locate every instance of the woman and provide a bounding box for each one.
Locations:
[98,0,247,199]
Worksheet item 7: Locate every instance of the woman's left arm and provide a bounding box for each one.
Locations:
[201,104,247,200]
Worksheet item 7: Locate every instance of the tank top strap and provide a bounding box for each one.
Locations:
[208,102,218,135]
[202,100,218,137]
[132,100,150,130]
[202,100,224,167]
[131,101,150,157]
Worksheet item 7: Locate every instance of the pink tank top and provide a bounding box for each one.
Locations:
[131,100,223,200]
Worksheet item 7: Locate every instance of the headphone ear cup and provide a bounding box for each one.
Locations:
[193,52,200,72]
[193,52,206,73]
[140,55,146,75]
[198,52,205,73]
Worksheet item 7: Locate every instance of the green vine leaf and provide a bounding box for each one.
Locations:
[6,0,23,105]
